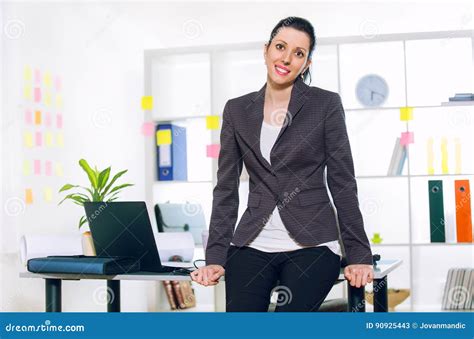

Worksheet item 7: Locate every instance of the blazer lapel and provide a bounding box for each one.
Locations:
[243,76,311,172]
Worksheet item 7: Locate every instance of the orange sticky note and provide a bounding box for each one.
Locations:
[141,96,153,110]
[206,116,220,130]
[25,188,33,204]
[400,107,413,121]
[34,111,42,125]
[400,131,414,146]
[156,129,171,145]
[206,144,220,158]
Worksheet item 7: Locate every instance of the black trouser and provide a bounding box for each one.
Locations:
[224,245,341,312]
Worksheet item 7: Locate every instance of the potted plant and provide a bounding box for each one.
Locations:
[58,159,134,255]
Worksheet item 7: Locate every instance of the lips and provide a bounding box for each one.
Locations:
[274,65,290,76]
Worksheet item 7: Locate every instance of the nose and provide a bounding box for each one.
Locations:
[282,51,291,65]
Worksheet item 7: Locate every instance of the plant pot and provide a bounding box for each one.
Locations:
[81,231,96,256]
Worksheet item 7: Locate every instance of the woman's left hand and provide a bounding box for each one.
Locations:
[344,264,374,288]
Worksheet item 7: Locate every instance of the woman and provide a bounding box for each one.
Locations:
[191,17,374,312]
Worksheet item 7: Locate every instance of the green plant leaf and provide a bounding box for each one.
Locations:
[97,167,111,191]
[58,184,78,193]
[79,215,88,229]
[106,183,134,197]
[103,169,128,196]
[79,159,98,189]
[58,193,88,206]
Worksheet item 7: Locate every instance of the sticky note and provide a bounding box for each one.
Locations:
[206,116,220,130]
[55,76,62,91]
[34,111,41,125]
[44,71,52,87]
[45,132,53,147]
[56,114,63,129]
[24,85,32,100]
[34,159,41,175]
[141,96,153,110]
[34,87,41,103]
[25,110,32,124]
[141,122,154,136]
[441,137,449,174]
[206,144,220,158]
[400,131,414,146]
[35,132,42,146]
[34,69,41,84]
[24,132,33,148]
[57,133,64,147]
[44,91,52,106]
[44,187,53,202]
[400,107,413,121]
[23,160,31,176]
[45,112,52,127]
[156,129,171,145]
[54,162,64,177]
[25,189,33,204]
[24,66,32,81]
[45,160,52,176]
[427,137,435,175]
[55,94,63,108]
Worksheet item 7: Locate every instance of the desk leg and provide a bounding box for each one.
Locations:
[373,276,388,312]
[45,279,62,312]
[107,280,121,312]
[347,284,365,312]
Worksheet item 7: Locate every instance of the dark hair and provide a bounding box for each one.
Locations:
[266,16,316,84]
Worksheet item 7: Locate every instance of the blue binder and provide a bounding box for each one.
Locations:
[156,124,188,181]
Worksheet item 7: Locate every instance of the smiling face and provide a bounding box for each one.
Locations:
[264,26,312,86]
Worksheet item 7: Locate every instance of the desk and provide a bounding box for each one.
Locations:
[19,259,402,313]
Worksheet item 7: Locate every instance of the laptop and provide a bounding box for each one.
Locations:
[83,201,194,274]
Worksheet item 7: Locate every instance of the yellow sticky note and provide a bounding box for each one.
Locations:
[24,66,32,81]
[206,115,220,130]
[45,132,53,147]
[25,188,33,204]
[44,91,52,106]
[24,132,33,148]
[23,160,31,176]
[156,129,172,145]
[24,85,32,100]
[441,137,449,174]
[44,71,52,87]
[141,96,153,110]
[55,94,63,109]
[44,187,53,202]
[54,162,64,177]
[57,133,64,147]
[400,107,413,121]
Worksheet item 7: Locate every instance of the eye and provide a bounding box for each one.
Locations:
[296,51,305,58]
[275,43,284,50]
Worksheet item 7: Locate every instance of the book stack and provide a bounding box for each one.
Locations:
[449,93,474,102]
[387,137,407,176]
[162,280,196,310]
[442,268,473,310]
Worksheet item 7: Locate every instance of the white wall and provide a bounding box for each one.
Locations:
[1,0,472,312]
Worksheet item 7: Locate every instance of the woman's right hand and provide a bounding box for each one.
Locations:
[190,265,225,286]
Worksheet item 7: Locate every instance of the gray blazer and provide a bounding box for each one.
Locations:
[205,76,373,267]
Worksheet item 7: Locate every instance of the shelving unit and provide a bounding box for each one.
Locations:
[144,30,473,312]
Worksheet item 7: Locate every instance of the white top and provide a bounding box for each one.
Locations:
[233,120,342,258]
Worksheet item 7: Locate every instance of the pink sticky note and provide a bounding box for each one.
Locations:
[44,112,52,127]
[25,110,32,124]
[34,159,41,175]
[45,160,52,176]
[55,76,62,91]
[141,122,154,136]
[56,114,63,129]
[206,144,221,158]
[35,131,42,146]
[34,87,41,103]
[400,132,414,146]
[34,69,41,84]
